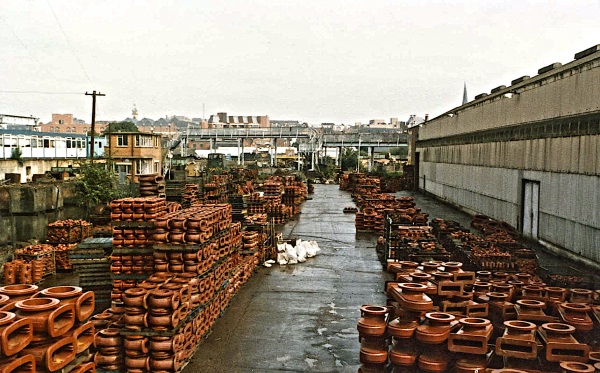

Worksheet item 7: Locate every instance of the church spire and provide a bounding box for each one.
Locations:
[462,82,468,105]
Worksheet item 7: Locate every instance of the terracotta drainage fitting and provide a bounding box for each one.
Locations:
[359,336,388,366]
[538,322,589,363]
[0,353,36,373]
[495,320,538,359]
[14,297,75,341]
[448,317,493,355]
[416,312,457,344]
[559,361,595,373]
[0,311,33,357]
[21,335,76,372]
[37,286,95,322]
[558,302,594,332]
[357,305,389,338]
[393,283,433,312]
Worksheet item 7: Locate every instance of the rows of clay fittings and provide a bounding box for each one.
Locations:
[358,258,600,373]
[3,218,94,286]
[0,284,95,373]
[92,195,267,372]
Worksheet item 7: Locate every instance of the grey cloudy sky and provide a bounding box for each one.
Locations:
[0,0,598,125]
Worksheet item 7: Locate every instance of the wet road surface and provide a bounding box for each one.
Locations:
[186,184,387,372]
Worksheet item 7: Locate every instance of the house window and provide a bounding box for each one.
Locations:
[135,135,152,147]
[58,119,64,124]
[114,163,131,175]
[117,135,129,146]
[135,159,153,174]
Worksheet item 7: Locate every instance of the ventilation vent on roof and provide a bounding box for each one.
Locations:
[511,76,530,85]
[538,62,562,74]
[474,93,488,100]
[574,44,600,60]
[491,85,507,94]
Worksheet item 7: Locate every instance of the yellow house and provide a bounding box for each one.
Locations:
[104,131,162,179]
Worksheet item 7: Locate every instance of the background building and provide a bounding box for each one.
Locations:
[104,131,163,178]
[414,44,600,266]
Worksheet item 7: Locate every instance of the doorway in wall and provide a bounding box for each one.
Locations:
[522,180,540,239]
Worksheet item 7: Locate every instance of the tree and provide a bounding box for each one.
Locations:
[340,148,359,171]
[103,121,138,134]
[10,147,24,166]
[75,161,127,218]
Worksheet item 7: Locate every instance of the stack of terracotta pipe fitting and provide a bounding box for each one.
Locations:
[92,258,248,373]
[110,197,168,223]
[183,184,201,206]
[356,207,377,232]
[138,173,166,198]
[265,202,291,224]
[361,260,600,372]
[247,193,267,214]
[151,204,231,245]
[0,284,96,373]
[203,175,230,203]
[54,243,76,271]
[282,183,306,217]
[2,259,44,285]
[46,219,93,244]
[94,328,122,370]
[357,305,391,372]
[110,197,169,302]
[15,244,56,278]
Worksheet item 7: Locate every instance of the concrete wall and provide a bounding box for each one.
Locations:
[415,47,600,264]
[0,159,83,183]
[0,182,84,245]
[419,52,600,140]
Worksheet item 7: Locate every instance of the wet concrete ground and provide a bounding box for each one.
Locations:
[187,184,387,372]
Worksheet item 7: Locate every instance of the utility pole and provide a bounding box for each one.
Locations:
[85,91,105,160]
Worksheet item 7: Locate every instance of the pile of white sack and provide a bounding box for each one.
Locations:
[271,239,321,266]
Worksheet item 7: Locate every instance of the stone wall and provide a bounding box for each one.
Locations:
[0,181,85,266]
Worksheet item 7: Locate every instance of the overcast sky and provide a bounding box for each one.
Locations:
[0,0,598,125]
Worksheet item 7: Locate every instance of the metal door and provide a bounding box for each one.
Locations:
[522,180,539,238]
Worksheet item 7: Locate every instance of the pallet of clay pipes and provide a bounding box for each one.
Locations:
[539,265,593,289]
[111,220,155,228]
[46,220,93,244]
[119,279,230,338]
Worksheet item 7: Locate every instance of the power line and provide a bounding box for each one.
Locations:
[0,90,82,95]
[46,0,94,85]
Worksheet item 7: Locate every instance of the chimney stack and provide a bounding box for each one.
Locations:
[425,114,429,121]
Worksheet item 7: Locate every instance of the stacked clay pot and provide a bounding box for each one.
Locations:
[94,328,122,370]
[138,174,166,198]
[357,305,390,372]
[110,197,168,302]
[373,249,600,371]
[124,333,150,372]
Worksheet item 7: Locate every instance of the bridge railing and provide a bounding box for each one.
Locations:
[186,127,315,139]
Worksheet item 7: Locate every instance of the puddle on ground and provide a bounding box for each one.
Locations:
[276,355,291,362]
[322,343,333,349]
[305,358,318,368]
[317,328,327,335]
[336,328,358,339]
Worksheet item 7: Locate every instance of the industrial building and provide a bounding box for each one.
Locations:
[413,44,600,266]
